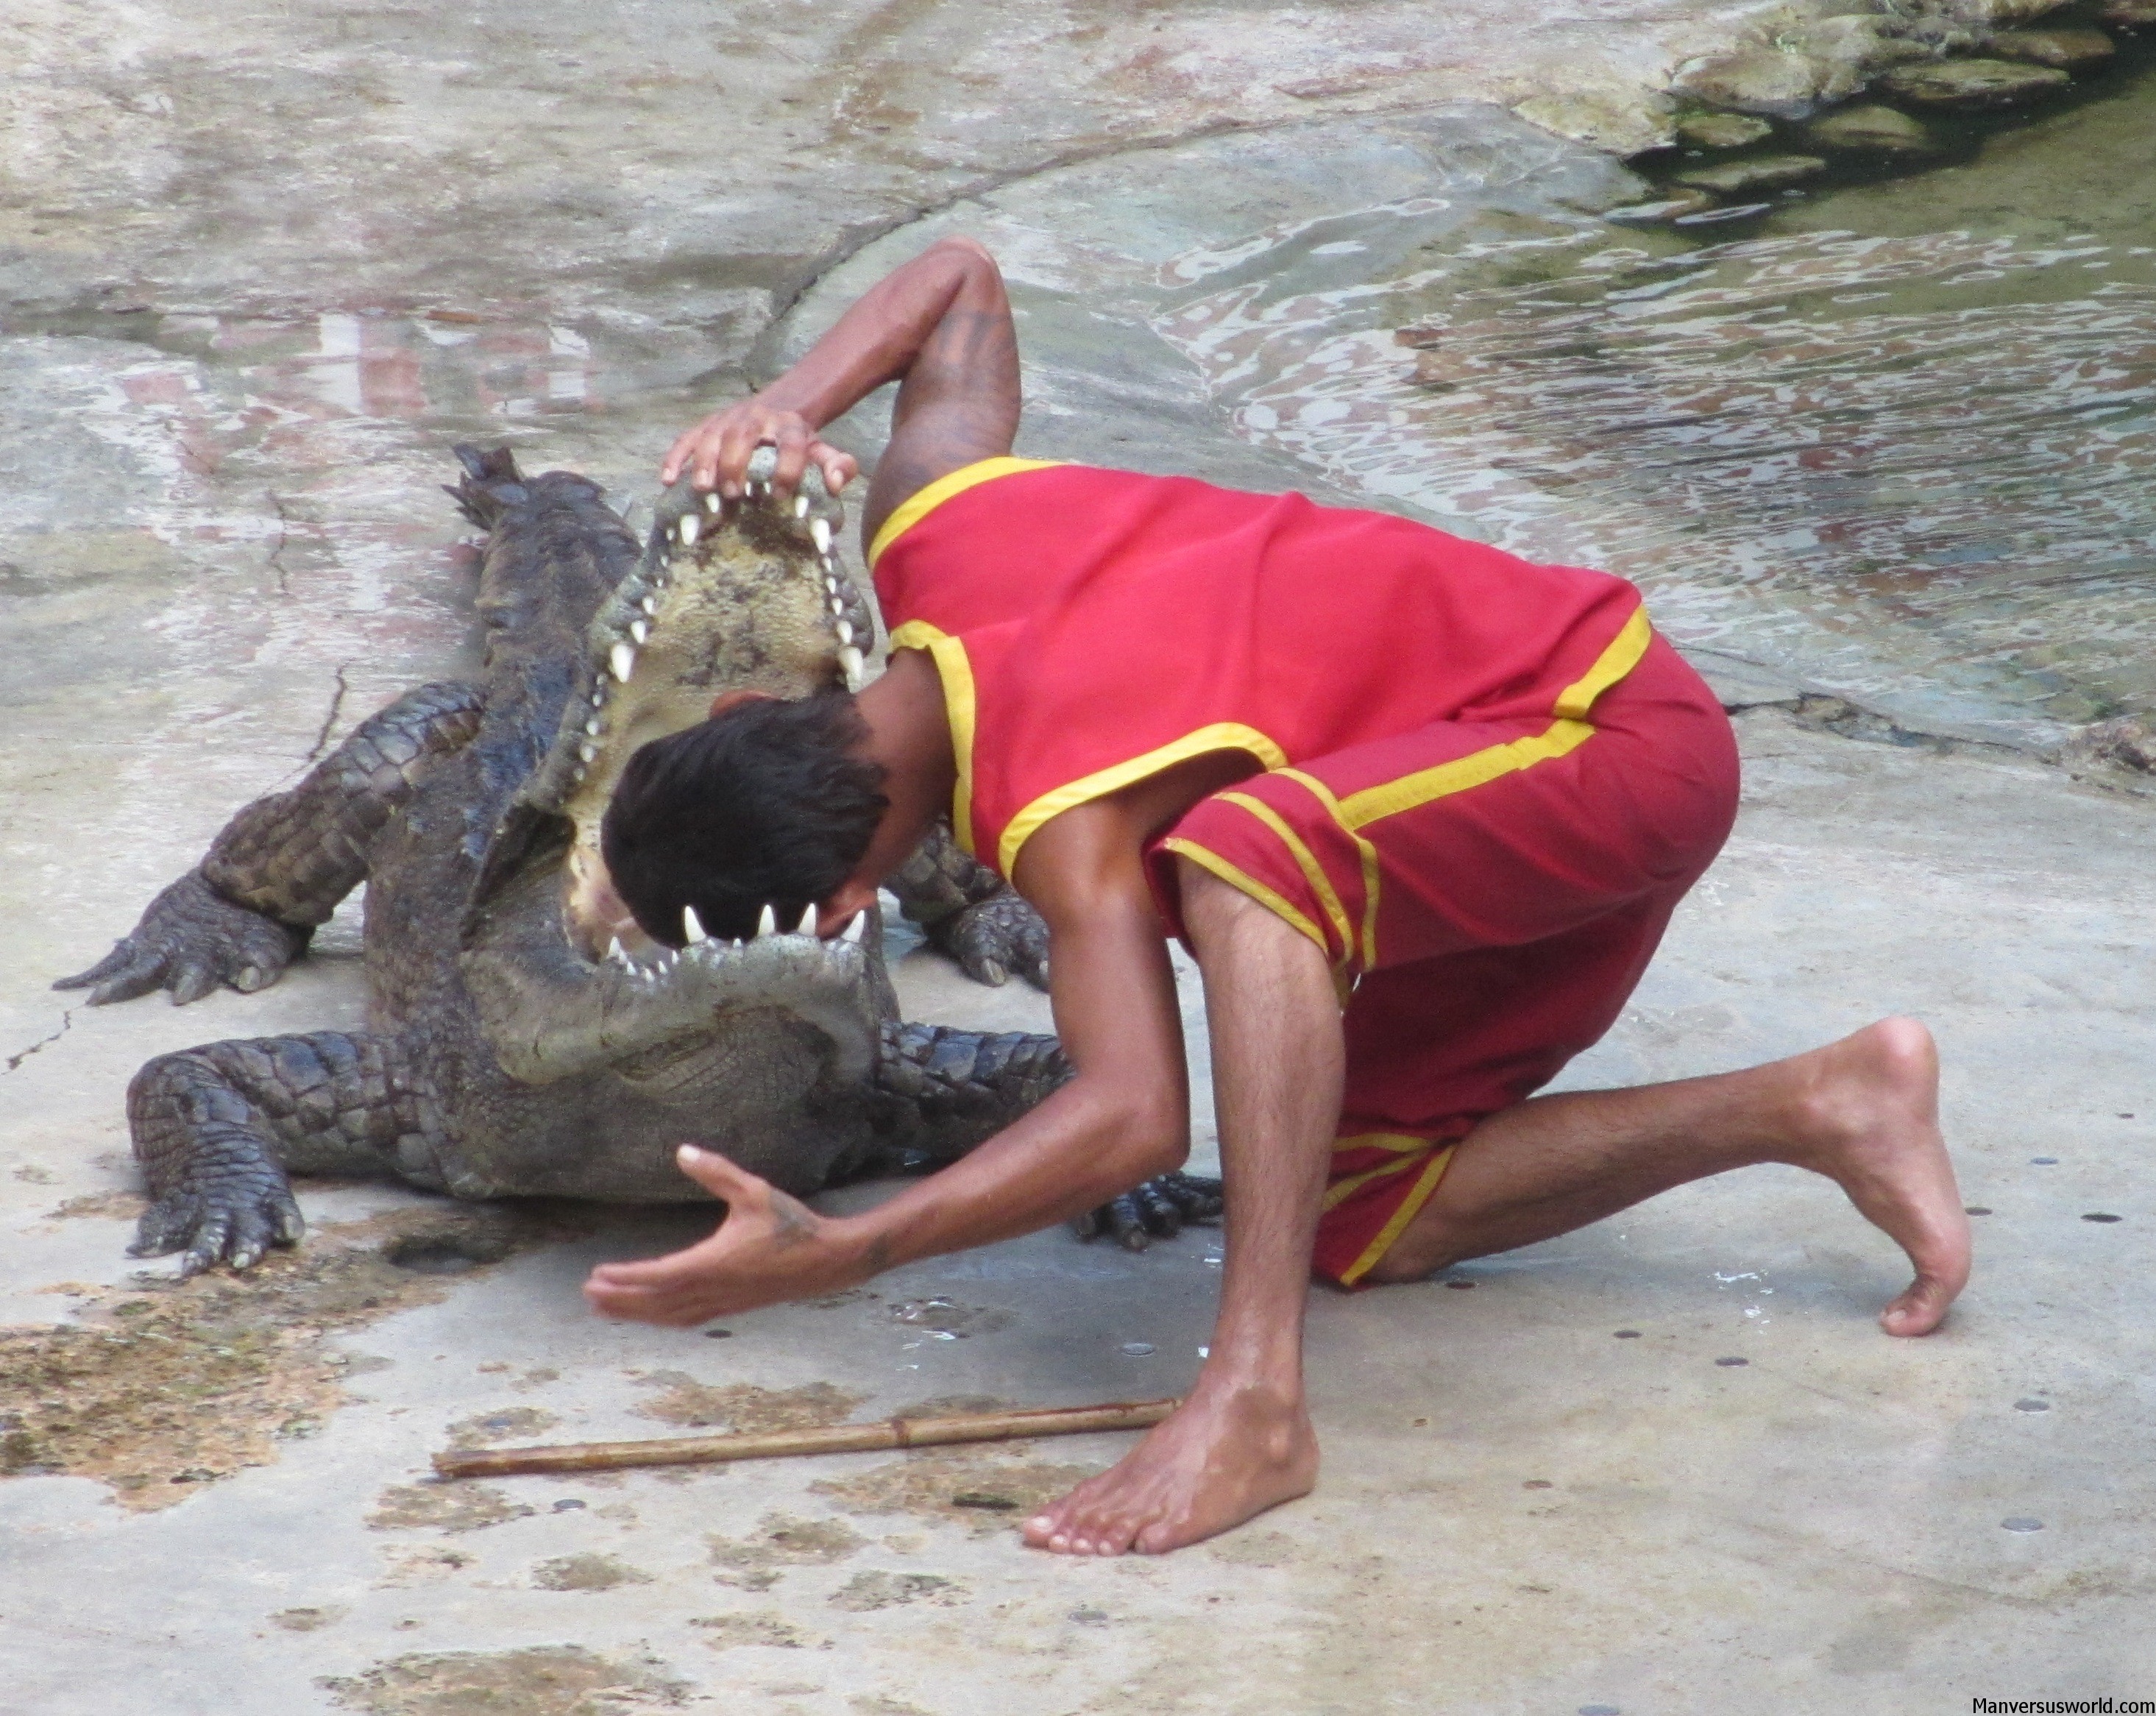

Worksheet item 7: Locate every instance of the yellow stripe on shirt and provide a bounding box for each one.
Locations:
[866,457,1064,568]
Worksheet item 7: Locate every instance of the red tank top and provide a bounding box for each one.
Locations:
[870,459,1649,881]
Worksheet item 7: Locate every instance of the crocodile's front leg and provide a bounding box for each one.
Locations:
[55,681,483,1005]
[868,1019,1073,1165]
[888,821,1049,989]
[127,1029,443,1274]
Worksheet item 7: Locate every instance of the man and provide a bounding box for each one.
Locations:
[583,236,1971,1558]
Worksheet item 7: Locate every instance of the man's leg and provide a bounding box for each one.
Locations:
[1023,862,1338,1556]
[1365,1017,1969,1336]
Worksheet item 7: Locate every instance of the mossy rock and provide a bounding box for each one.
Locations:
[1670,49,1823,118]
[1673,153,1826,194]
[1675,112,1774,149]
[1605,189,1719,227]
[1804,104,1944,155]
[1987,26,2116,68]
[1878,57,2071,108]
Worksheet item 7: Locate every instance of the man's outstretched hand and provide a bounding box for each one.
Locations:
[583,1146,871,1327]
[661,400,857,502]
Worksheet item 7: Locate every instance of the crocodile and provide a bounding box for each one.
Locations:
[57,445,1219,1277]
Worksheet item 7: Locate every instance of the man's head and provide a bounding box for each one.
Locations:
[601,689,889,947]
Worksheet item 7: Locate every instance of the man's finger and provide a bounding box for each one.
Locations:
[812,444,858,494]
[709,419,770,498]
[673,1142,764,1202]
[584,1279,709,1325]
[661,427,699,486]
[770,422,811,498]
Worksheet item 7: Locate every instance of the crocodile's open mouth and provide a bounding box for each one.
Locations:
[466,453,876,965]
[453,452,890,1088]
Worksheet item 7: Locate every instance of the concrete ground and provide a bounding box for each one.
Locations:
[6,3,2155,1712]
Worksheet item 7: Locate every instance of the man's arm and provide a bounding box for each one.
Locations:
[661,236,1021,551]
[581,795,1189,1327]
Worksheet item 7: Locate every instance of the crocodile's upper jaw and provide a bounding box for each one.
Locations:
[459,453,883,1085]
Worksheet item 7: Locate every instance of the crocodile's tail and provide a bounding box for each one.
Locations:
[444,444,528,530]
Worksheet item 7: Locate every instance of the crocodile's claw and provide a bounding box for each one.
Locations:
[1072,1171,1224,1251]
[925,890,1049,990]
[55,872,306,1007]
[130,1131,305,1277]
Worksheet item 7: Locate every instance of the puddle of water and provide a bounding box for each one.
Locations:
[1145,63,2156,745]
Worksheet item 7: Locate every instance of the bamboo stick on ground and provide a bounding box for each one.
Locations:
[433,1397,1180,1481]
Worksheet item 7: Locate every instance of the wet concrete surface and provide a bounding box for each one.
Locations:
[7,3,2156,1712]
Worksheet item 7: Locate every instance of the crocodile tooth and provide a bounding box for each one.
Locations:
[756,903,777,939]
[836,618,854,647]
[824,575,841,595]
[630,618,648,645]
[611,641,635,683]
[678,514,700,546]
[608,936,625,962]
[585,715,602,737]
[640,593,658,616]
[579,741,596,763]
[810,518,831,555]
[704,492,721,514]
[797,905,818,936]
[838,645,864,691]
[794,494,810,519]
[830,597,845,617]
[842,912,866,945]
[571,765,586,784]
[682,906,708,944]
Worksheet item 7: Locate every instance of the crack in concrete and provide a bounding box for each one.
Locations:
[4,1010,72,1077]
[302,664,353,770]
[266,490,294,598]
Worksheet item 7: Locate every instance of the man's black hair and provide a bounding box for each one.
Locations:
[601,691,889,947]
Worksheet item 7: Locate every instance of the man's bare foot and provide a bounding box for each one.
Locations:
[1791,1016,1969,1336]
[1021,1375,1317,1556]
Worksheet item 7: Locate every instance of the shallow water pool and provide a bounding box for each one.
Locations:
[1141,64,2156,748]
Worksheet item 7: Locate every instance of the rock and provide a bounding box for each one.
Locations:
[1670,49,1827,118]
[1804,104,1945,156]
[1878,57,2072,108]
[1987,26,2117,68]
[2097,0,2156,24]
[1675,112,1773,149]
[1511,90,1675,157]
[1781,15,1935,96]
[1673,201,1776,227]
[1946,0,2077,20]
[1605,190,1720,226]
[2063,717,2156,773]
[1673,153,1827,194]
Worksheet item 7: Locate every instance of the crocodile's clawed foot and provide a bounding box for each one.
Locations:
[130,1141,305,1277]
[927,890,1050,990]
[55,872,307,1007]
[1073,1172,1224,1251]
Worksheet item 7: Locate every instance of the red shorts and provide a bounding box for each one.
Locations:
[1147,631,1739,1286]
